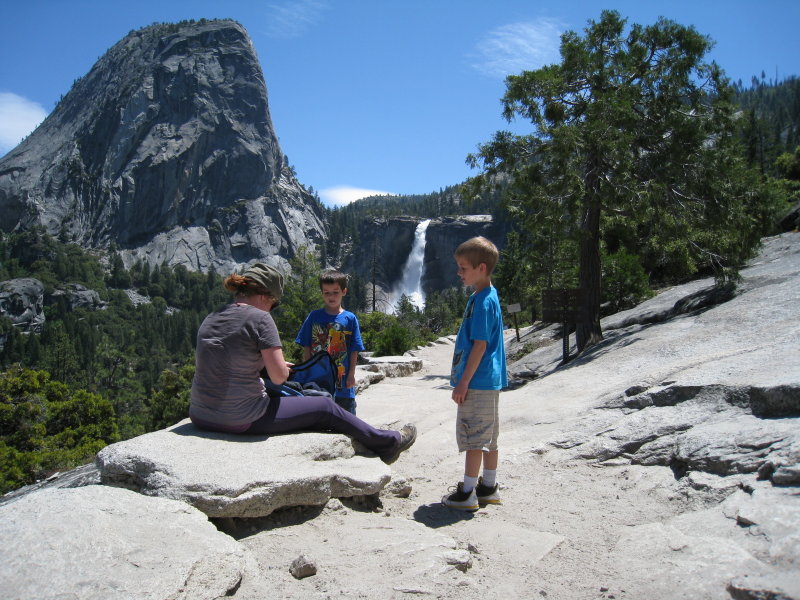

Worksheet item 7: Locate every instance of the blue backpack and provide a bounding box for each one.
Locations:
[264,351,338,397]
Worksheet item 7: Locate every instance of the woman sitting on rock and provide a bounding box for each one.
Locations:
[189,263,416,464]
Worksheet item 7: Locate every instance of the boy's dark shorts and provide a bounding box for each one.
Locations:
[456,389,499,452]
[335,396,357,415]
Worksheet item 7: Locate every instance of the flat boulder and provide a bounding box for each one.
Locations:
[360,355,423,377]
[354,354,424,393]
[96,420,392,518]
[0,485,259,600]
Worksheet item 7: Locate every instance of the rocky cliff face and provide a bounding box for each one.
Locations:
[422,215,508,293]
[0,19,324,273]
[342,217,418,289]
[0,278,109,351]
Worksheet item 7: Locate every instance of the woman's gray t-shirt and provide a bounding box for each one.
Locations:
[190,303,281,429]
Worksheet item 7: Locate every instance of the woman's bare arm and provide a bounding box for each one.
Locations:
[261,347,290,384]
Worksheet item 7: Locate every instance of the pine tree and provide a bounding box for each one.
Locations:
[468,10,780,352]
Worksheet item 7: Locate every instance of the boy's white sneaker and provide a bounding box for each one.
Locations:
[442,482,479,511]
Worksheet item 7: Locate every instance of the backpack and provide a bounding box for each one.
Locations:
[263,351,338,398]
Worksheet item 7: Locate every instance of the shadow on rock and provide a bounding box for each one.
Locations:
[413,502,477,528]
[169,422,269,442]
[422,374,451,383]
[213,504,326,539]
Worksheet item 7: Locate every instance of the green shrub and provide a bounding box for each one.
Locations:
[0,367,119,493]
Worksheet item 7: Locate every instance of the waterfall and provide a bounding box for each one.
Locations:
[390,219,431,312]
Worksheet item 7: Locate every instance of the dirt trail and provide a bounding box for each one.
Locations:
[231,335,711,600]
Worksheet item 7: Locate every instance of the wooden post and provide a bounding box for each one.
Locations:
[507,303,522,342]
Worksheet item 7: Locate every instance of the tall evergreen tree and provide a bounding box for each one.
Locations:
[468,10,780,352]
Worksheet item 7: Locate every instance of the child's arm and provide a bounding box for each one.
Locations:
[295,314,313,362]
[346,350,359,389]
[452,340,487,404]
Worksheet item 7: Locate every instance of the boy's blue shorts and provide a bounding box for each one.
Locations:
[335,396,357,415]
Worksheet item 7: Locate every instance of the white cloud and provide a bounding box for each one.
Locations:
[264,0,329,39]
[0,92,48,155]
[472,18,564,78]
[319,186,394,208]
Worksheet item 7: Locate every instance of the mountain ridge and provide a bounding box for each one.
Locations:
[0,19,325,274]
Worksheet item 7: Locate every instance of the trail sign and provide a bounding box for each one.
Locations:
[541,288,581,364]
[541,288,580,324]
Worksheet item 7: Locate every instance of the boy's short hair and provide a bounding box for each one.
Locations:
[454,237,499,274]
[319,269,348,290]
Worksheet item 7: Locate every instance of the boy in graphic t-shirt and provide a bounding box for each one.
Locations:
[295,270,364,414]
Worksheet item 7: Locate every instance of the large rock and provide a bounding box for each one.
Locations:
[48,282,107,311]
[352,353,425,394]
[603,479,800,600]
[564,384,800,485]
[0,277,45,334]
[0,19,325,273]
[0,485,261,599]
[96,420,392,518]
[497,233,800,599]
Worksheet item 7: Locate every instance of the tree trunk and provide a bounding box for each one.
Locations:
[576,173,604,353]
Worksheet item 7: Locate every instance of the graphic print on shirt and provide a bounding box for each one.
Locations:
[310,321,352,388]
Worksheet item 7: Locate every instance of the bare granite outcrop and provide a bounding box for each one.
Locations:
[0,278,45,343]
[0,485,265,599]
[0,19,325,274]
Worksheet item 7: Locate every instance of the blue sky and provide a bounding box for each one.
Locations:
[1,1,798,207]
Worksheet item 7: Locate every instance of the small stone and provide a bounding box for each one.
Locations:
[289,555,317,580]
[324,498,345,512]
[442,550,473,572]
[383,477,413,498]
[736,513,757,527]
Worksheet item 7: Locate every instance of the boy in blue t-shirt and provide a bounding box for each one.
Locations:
[442,236,508,511]
[295,270,365,414]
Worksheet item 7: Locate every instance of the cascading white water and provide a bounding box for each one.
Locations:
[390,219,431,311]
